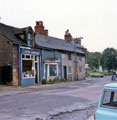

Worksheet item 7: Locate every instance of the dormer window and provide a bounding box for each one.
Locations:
[27,33,33,46]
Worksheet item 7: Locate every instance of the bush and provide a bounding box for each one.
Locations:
[47,78,67,84]
[42,79,47,84]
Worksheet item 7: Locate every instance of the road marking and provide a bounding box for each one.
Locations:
[0,100,15,105]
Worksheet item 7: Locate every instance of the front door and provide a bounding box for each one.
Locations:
[45,64,48,80]
[63,66,67,80]
[35,63,38,84]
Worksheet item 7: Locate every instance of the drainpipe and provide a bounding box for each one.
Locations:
[39,50,42,83]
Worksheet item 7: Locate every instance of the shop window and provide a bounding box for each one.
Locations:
[22,60,34,78]
[68,53,71,60]
[22,54,38,79]
[50,65,57,76]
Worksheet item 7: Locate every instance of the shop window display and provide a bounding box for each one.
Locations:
[22,54,37,79]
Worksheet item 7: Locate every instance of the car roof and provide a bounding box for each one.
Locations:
[104,83,117,89]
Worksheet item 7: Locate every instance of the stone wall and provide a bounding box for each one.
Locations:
[0,34,19,85]
[77,56,86,80]
[0,34,13,66]
[62,52,86,81]
[12,45,19,85]
[62,52,75,81]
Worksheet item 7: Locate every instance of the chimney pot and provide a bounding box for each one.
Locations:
[39,21,43,26]
[64,29,72,42]
[34,21,48,36]
[36,21,39,26]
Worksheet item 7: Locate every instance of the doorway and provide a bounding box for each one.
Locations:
[35,63,38,84]
[63,66,67,80]
[0,66,12,84]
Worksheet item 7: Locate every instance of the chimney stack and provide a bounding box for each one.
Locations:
[34,21,48,35]
[64,29,72,42]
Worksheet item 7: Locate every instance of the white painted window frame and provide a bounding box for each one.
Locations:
[22,54,39,79]
[44,63,58,80]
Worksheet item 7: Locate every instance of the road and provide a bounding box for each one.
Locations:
[0,76,116,120]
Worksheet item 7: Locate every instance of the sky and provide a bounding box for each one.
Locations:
[0,0,117,52]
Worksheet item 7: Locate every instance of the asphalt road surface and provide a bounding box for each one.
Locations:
[0,76,116,120]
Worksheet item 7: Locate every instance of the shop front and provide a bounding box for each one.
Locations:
[20,48,41,86]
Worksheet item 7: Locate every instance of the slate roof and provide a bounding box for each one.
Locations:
[35,34,85,54]
[0,23,85,54]
[0,23,29,44]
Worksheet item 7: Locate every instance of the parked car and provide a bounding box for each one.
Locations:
[90,72,104,77]
[95,83,117,120]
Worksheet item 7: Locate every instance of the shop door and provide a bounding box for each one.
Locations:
[63,66,67,80]
[45,64,48,80]
[35,63,38,84]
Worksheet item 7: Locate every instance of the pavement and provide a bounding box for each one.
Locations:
[0,77,93,97]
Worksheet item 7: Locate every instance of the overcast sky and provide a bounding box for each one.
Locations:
[0,0,117,52]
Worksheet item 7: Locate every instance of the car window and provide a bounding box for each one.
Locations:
[113,92,117,102]
[102,90,117,108]
[102,91,111,104]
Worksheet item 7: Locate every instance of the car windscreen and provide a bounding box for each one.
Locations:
[101,89,117,108]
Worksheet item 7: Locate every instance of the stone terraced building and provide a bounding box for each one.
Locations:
[0,21,87,86]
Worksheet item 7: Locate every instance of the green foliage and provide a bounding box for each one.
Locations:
[87,48,117,72]
[42,78,67,85]
[87,52,102,69]
[102,48,117,72]
[100,70,108,75]
[42,79,47,84]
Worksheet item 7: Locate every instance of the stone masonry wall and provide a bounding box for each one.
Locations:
[0,34,13,66]
[12,45,19,85]
[0,34,19,85]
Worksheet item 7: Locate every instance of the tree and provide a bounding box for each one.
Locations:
[87,52,102,69]
[102,48,117,72]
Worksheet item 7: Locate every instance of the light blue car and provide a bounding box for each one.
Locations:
[95,83,117,120]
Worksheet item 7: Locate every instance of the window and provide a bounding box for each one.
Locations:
[22,60,34,78]
[79,67,82,72]
[22,54,38,79]
[69,66,72,74]
[26,55,30,59]
[27,33,33,46]
[77,55,82,62]
[49,65,57,76]
[22,54,25,58]
[101,90,117,108]
[68,53,71,60]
